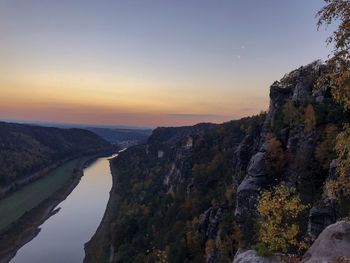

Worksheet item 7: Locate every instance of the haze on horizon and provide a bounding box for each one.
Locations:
[0,0,333,128]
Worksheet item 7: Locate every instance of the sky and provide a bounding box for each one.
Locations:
[0,0,334,128]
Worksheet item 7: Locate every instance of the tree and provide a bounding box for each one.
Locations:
[318,0,350,206]
[326,125,350,199]
[185,230,203,260]
[266,136,286,177]
[304,104,317,132]
[315,124,338,170]
[317,0,350,109]
[282,100,302,127]
[256,185,308,254]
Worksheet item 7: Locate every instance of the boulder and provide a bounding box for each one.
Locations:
[303,221,350,263]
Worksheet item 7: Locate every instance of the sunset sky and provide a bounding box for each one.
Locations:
[0,0,333,128]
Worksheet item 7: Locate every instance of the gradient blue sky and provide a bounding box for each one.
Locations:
[0,0,333,127]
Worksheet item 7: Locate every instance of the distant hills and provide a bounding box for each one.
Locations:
[86,127,152,147]
[0,121,112,193]
[0,119,152,131]
[0,120,153,148]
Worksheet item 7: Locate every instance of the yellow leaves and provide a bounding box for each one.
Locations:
[205,239,216,257]
[317,0,350,110]
[257,185,308,254]
[336,126,350,177]
[326,126,350,200]
[154,249,168,263]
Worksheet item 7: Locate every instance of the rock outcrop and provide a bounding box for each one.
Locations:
[199,205,227,240]
[234,61,334,243]
[303,221,350,263]
[307,159,340,238]
[233,249,281,263]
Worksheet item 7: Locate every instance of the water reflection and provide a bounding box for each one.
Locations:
[11,155,114,263]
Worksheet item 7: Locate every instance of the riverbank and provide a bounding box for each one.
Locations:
[0,157,84,200]
[0,151,113,263]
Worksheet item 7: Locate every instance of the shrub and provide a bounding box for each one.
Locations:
[326,125,350,200]
[257,185,308,254]
[252,243,271,257]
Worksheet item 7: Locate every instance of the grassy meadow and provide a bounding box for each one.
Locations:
[0,158,85,232]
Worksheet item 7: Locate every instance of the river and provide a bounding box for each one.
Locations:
[10,154,115,263]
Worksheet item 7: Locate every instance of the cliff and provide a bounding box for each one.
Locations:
[85,61,350,262]
[235,61,349,244]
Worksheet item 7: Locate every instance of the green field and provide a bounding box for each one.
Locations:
[0,158,85,232]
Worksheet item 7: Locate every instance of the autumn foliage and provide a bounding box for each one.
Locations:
[266,136,286,177]
[317,0,350,110]
[326,125,350,199]
[257,185,308,254]
[318,0,350,210]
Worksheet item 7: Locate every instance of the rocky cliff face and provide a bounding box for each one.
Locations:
[234,61,347,243]
[85,117,265,262]
[86,61,350,263]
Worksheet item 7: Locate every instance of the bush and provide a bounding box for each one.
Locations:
[252,243,271,257]
[257,185,308,254]
[326,125,350,200]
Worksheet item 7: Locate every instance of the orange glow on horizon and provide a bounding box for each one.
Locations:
[0,0,332,128]
[0,69,268,127]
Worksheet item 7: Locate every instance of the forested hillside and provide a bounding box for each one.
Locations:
[85,115,265,262]
[86,127,152,147]
[0,122,111,191]
[85,62,350,263]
